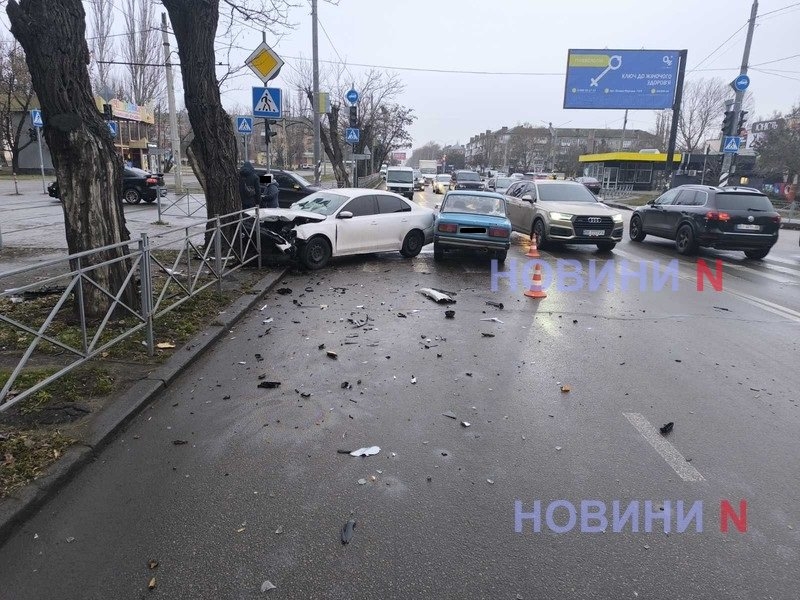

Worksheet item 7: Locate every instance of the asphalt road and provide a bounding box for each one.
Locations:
[1,189,799,599]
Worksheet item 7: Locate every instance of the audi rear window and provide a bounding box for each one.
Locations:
[715,193,774,211]
[455,172,480,181]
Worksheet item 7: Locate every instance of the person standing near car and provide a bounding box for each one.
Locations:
[261,178,279,209]
[238,161,260,209]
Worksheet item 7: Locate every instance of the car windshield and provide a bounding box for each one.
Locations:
[456,171,480,181]
[443,194,506,216]
[292,192,347,215]
[537,183,599,203]
[285,171,312,187]
[436,175,451,182]
[387,170,414,183]
[715,193,775,211]
[495,177,513,188]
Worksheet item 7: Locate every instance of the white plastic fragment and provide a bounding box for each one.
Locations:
[261,580,277,592]
[350,446,380,457]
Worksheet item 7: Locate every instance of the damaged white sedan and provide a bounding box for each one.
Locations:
[246,189,436,270]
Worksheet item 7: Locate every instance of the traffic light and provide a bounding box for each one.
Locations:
[349,105,357,128]
[103,103,112,120]
[721,110,735,135]
[264,119,278,146]
[738,110,748,133]
[28,127,37,142]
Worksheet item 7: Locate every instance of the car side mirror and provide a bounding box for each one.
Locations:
[293,185,301,190]
[337,211,354,219]
[521,194,534,202]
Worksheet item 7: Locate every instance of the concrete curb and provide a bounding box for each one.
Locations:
[0,267,288,544]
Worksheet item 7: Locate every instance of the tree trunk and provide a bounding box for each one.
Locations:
[161,0,238,222]
[7,0,137,319]
[304,91,349,187]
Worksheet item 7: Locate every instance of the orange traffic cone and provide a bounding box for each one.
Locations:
[524,262,548,299]
[526,233,540,258]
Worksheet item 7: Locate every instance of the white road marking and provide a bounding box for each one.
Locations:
[623,413,705,482]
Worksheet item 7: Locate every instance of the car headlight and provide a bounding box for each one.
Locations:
[612,213,623,223]
[548,212,573,221]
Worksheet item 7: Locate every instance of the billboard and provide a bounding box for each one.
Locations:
[745,119,781,149]
[392,152,407,161]
[564,49,681,110]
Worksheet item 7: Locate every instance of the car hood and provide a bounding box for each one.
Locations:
[246,207,327,224]
[537,201,620,216]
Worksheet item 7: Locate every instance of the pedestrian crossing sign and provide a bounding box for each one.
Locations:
[252,87,282,118]
[723,136,742,153]
[237,116,254,134]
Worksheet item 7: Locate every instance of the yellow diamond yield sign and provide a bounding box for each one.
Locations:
[246,42,284,83]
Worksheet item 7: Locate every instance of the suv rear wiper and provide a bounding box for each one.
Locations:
[746,208,766,212]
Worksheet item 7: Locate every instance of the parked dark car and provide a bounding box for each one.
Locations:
[575,176,602,195]
[629,185,781,259]
[48,167,166,204]
[254,168,321,208]
[449,170,484,191]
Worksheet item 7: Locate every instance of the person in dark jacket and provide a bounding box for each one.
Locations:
[238,161,260,209]
[261,180,280,209]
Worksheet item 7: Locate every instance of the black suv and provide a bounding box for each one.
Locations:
[450,170,484,191]
[48,167,166,204]
[254,168,321,208]
[629,185,780,259]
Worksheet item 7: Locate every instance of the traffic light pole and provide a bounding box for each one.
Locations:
[720,0,758,187]
[265,118,271,171]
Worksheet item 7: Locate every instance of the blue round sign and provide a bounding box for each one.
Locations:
[346,89,359,104]
[734,74,750,92]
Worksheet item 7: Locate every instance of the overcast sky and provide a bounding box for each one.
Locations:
[212,0,798,150]
[13,1,799,150]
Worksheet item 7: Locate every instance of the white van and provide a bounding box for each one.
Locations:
[385,166,415,199]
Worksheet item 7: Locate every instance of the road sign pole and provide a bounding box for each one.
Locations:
[36,126,46,194]
[664,49,688,189]
[243,135,248,163]
[721,0,758,186]
[311,0,321,187]
[265,118,271,172]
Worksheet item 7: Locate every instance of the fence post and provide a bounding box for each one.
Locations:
[185,226,192,292]
[139,232,155,356]
[255,207,262,269]
[214,216,223,294]
[75,255,89,355]
[157,186,163,222]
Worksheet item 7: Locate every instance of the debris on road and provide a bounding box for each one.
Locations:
[300,391,312,398]
[172,440,188,445]
[341,381,352,389]
[156,342,176,349]
[275,526,283,535]
[261,580,277,592]
[347,315,370,328]
[445,310,455,319]
[442,412,457,420]
[486,301,504,309]
[326,350,338,359]
[481,333,495,338]
[66,536,76,543]
[357,478,367,485]
[318,343,325,350]
[713,306,730,312]
[258,381,281,389]
[419,288,456,304]
[480,318,504,323]
[660,422,674,435]
[276,288,292,295]
[461,421,471,427]
[560,385,571,393]
[341,519,357,544]
[350,446,380,457]
[148,577,157,590]
[487,479,494,484]
[397,312,407,318]
[555,446,562,451]
[148,560,158,570]
[411,376,417,384]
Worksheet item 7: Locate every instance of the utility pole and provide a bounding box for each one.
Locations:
[620,109,629,150]
[720,0,757,187]
[161,12,182,192]
[311,0,322,186]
